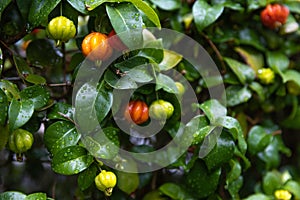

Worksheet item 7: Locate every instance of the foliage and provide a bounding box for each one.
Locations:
[1,0,300,199]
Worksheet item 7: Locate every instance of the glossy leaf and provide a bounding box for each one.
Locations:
[44,121,80,155]
[224,57,255,84]
[226,159,242,184]
[262,171,282,195]
[47,102,74,121]
[67,0,88,14]
[78,164,98,191]
[82,127,119,159]
[159,183,195,200]
[238,28,265,51]
[20,85,50,110]
[158,50,183,71]
[138,39,164,63]
[244,194,272,200]
[156,73,178,94]
[28,0,61,27]
[25,74,46,85]
[203,131,235,171]
[51,145,94,175]
[126,65,153,83]
[193,0,224,32]
[149,0,181,11]
[13,55,33,79]
[95,84,113,123]
[106,3,143,49]
[216,116,247,154]
[266,51,289,77]
[104,69,138,89]
[86,0,161,28]
[0,89,8,126]
[282,69,300,86]
[226,85,252,107]
[0,80,20,100]
[116,157,139,194]
[0,191,26,200]
[185,160,221,199]
[199,99,227,123]
[247,126,272,155]
[249,82,265,102]
[8,99,34,131]
[283,180,300,199]
[26,39,62,68]
[25,193,47,200]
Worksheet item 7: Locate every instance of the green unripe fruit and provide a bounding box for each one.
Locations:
[175,82,185,97]
[257,68,275,84]
[8,129,34,154]
[95,170,117,196]
[149,100,174,120]
[46,16,76,46]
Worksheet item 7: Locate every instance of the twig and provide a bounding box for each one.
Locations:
[200,33,226,73]
[47,81,72,87]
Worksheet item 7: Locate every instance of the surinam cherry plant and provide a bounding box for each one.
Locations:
[1,0,300,199]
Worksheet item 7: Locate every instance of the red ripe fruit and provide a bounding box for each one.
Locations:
[261,4,289,29]
[108,30,127,51]
[125,100,149,125]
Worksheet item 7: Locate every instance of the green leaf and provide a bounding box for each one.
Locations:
[20,85,50,110]
[247,126,272,155]
[44,121,80,155]
[95,84,113,123]
[28,0,61,27]
[82,127,119,159]
[159,183,195,200]
[13,55,33,79]
[282,69,300,86]
[48,102,74,121]
[138,39,164,63]
[0,80,20,100]
[193,0,224,32]
[199,99,227,123]
[0,0,11,21]
[126,65,153,83]
[52,145,94,175]
[244,193,272,200]
[226,85,252,107]
[78,164,98,191]
[238,28,265,51]
[227,176,243,199]
[149,0,181,11]
[266,51,289,77]
[155,73,178,94]
[203,131,235,171]
[67,0,88,14]
[104,69,138,89]
[262,170,282,195]
[224,57,255,84]
[216,116,247,154]
[0,191,27,200]
[116,157,139,194]
[106,3,143,49]
[226,159,242,184]
[283,180,300,199]
[115,56,149,71]
[0,89,8,126]
[249,82,265,102]
[158,50,183,71]
[86,0,161,28]
[25,193,47,200]
[235,47,264,73]
[185,160,221,199]
[26,39,62,68]
[25,74,47,85]
[8,99,34,131]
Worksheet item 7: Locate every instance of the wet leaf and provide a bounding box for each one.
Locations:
[47,102,74,121]
[193,0,224,32]
[0,191,26,200]
[104,69,138,89]
[25,193,47,200]
[199,99,227,123]
[13,55,33,79]
[78,164,98,191]
[159,183,195,200]
[44,121,80,155]
[158,50,182,71]
[149,0,181,11]
[226,85,252,107]
[20,85,50,110]
[95,84,113,123]
[0,89,8,126]
[8,99,34,131]
[247,126,272,155]
[25,74,46,85]
[52,145,94,175]
[156,73,178,94]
